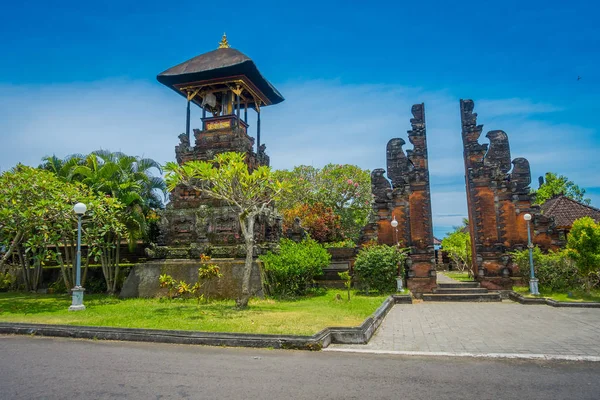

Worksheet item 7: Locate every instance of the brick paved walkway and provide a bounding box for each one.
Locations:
[328,302,600,358]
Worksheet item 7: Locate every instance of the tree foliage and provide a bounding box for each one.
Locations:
[40,151,166,245]
[532,172,590,205]
[274,164,370,241]
[441,229,472,275]
[0,165,126,293]
[566,217,600,293]
[0,165,78,290]
[282,202,342,243]
[165,152,288,308]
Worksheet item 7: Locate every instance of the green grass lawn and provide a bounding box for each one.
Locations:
[513,286,600,303]
[0,290,388,336]
[441,271,474,282]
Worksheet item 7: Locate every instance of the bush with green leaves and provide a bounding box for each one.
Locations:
[567,217,600,293]
[353,245,406,294]
[324,239,356,248]
[512,247,580,291]
[0,271,16,290]
[259,238,330,297]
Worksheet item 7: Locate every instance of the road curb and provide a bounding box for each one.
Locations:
[0,294,412,350]
[323,348,600,362]
[509,291,600,308]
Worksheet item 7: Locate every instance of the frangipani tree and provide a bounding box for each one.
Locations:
[85,196,127,294]
[165,152,288,308]
[0,165,78,290]
[0,165,128,293]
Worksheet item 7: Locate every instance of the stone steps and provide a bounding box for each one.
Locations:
[433,287,489,294]
[437,282,480,289]
[424,279,501,302]
[422,292,502,302]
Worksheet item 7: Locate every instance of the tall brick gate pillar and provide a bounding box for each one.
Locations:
[362,104,436,295]
[459,99,556,290]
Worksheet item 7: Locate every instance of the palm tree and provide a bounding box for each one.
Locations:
[41,151,166,244]
[39,154,85,181]
[70,151,166,245]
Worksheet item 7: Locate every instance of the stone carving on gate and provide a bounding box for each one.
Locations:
[460,99,557,289]
[361,104,436,294]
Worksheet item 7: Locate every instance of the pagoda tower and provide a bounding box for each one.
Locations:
[152,35,285,258]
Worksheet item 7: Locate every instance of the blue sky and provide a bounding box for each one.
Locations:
[1,0,598,238]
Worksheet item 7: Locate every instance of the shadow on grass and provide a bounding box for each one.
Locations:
[149,301,248,320]
[0,293,71,315]
[353,291,392,297]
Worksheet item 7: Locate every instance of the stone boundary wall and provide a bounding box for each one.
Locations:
[120,259,264,299]
[509,292,600,308]
[0,295,412,350]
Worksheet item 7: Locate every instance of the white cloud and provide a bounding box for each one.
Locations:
[1,79,597,239]
[476,98,563,117]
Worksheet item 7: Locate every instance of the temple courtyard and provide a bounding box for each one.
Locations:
[327,302,600,360]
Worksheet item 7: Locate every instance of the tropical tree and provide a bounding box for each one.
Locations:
[566,217,600,293]
[84,196,127,294]
[165,152,288,308]
[41,151,166,245]
[0,166,86,290]
[441,229,472,276]
[282,203,343,242]
[39,154,85,180]
[532,172,590,205]
[275,164,371,241]
[0,165,128,293]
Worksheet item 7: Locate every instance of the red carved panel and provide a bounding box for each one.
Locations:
[474,187,498,246]
[409,191,428,250]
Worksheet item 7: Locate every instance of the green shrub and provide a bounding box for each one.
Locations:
[259,238,330,297]
[512,247,580,291]
[324,239,356,248]
[0,271,16,290]
[354,245,406,294]
[567,217,600,293]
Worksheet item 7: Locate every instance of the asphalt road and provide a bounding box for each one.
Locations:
[1,336,599,400]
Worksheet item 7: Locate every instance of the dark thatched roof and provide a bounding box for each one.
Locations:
[541,195,600,228]
[157,48,284,106]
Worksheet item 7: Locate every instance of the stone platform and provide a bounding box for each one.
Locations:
[120,259,263,299]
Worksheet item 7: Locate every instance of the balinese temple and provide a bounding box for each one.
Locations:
[151,34,284,259]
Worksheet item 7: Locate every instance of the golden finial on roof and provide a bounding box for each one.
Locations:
[218,33,230,49]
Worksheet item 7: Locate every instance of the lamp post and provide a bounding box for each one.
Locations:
[69,202,87,311]
[523,213,539,295]
[391,216,403,291]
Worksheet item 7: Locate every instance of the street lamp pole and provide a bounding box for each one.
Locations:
[391,216,403,291]
[69,202,87,311]
[523,213,539,295]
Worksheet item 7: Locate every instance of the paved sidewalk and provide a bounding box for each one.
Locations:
[327,302,600,360]
[436,272,462,284]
